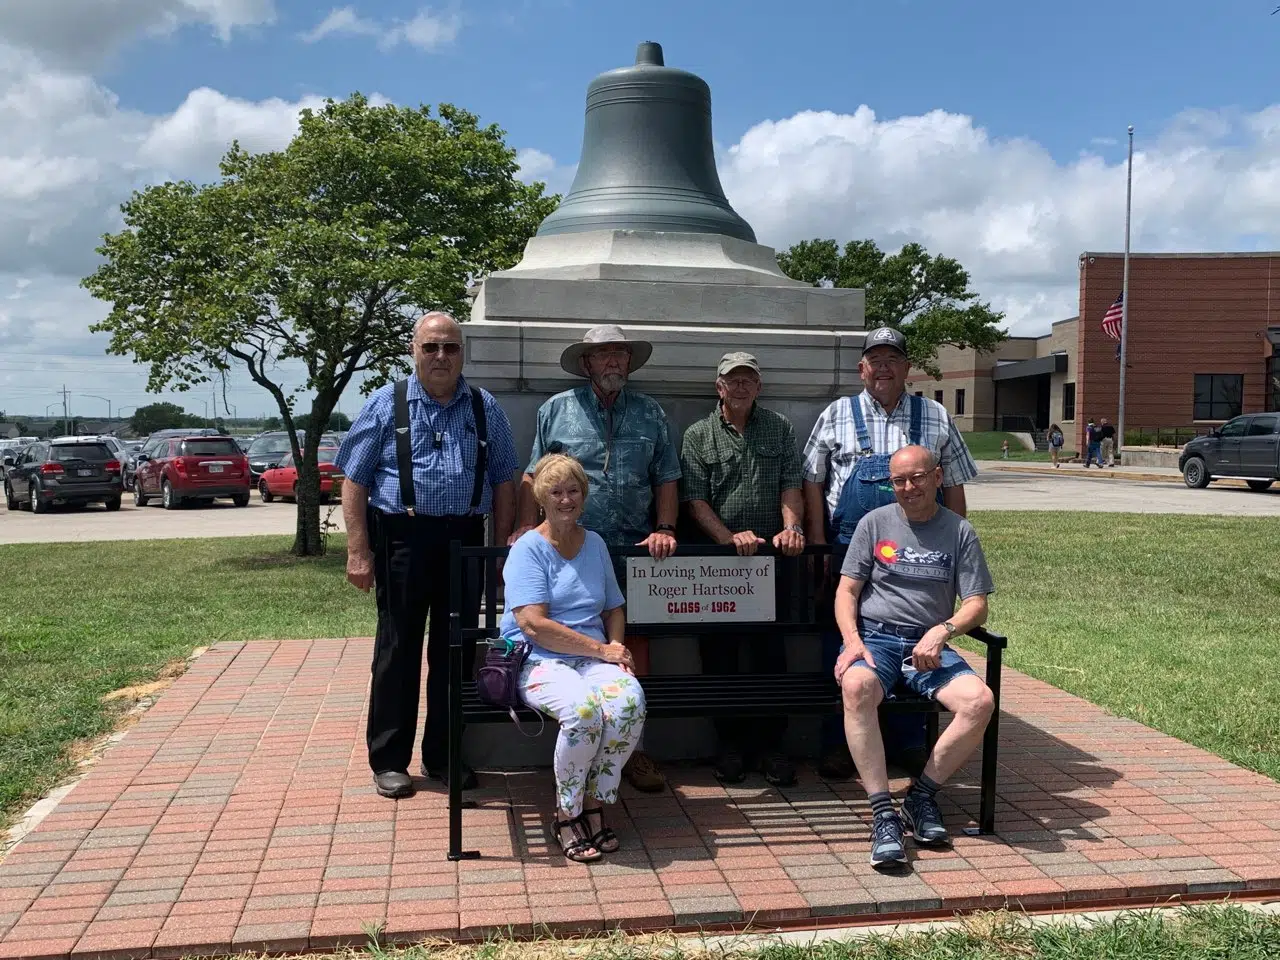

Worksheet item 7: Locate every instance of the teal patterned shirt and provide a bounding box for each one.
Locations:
[527,385,682,546]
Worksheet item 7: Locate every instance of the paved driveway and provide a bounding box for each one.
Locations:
[2,472,1278,545]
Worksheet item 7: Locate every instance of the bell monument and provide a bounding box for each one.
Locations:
[465,41,867,448]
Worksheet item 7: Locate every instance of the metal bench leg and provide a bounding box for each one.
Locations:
[965,644,1002,837]
[448,542,480,861]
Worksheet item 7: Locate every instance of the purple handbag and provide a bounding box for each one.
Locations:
[475,637,543,735]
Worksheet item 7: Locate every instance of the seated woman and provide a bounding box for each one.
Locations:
[500,453,646,862]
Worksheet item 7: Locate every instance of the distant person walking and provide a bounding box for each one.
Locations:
[1084,419,1102,468]
[1098,418,1116,467]
[1047,423,1065,468]
[1000,439,1009,460]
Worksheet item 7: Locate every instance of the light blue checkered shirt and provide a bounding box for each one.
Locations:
[337,375,517,515]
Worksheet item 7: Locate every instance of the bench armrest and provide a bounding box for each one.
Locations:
[965,626,1008,650]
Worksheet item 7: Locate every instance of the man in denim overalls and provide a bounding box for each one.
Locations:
[802,326,979,779]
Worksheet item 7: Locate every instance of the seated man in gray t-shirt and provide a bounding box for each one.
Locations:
[834,444,996,868]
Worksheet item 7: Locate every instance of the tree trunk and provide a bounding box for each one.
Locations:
[289,393,338,557]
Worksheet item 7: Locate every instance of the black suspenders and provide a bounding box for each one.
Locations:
[392,379,488,517]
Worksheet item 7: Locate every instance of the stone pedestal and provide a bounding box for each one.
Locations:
[460,229,867,768]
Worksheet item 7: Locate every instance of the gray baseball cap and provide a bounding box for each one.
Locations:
[863,326,908,357]
[717,351,761,377]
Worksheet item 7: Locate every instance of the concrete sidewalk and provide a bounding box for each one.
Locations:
[976,459,1198,485]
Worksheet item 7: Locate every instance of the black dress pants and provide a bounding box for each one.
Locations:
[367,510,483,775]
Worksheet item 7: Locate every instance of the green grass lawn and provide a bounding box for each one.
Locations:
[963,431,1076,462]
[961,512,1280,782]
[345,905,1280,959]
[2,515,1278,830]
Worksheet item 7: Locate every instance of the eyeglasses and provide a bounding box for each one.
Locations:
[418,341,462,356]
[890,471,935,489]
[720,376,760,389]
[863,356,907,370]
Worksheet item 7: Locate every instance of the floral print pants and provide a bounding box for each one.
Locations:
[519,656,646,817]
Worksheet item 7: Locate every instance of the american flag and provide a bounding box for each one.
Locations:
[1101,293,1124,342]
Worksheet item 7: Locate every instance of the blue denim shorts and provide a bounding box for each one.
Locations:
[846,619,975,701]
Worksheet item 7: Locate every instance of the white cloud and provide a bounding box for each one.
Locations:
[139,87,327,172]
[515,146,575,195]
[0,0,276,67]
[717,105,1280,333]
[300,5,460,52]
[298,7,380,43]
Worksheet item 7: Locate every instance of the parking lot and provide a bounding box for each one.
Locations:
[2,471,1279,544]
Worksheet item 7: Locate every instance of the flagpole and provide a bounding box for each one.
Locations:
[1117,124,1134,458]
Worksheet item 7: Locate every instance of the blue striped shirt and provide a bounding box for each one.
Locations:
[337,375,517,516]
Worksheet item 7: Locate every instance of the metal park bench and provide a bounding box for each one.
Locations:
[445,542,1006,861]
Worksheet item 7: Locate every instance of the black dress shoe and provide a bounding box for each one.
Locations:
[760,752,798,787]
[373,770,414,798]
[423,762,478,790]
[713,748,747,784]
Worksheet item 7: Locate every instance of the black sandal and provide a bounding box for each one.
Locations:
[581,807,620,853]
[553,815,602,862]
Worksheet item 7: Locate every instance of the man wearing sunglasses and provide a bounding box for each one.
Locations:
[833,444,995,867]
[338,312,518,799]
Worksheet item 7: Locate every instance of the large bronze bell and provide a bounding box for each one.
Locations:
[536,42,756,242]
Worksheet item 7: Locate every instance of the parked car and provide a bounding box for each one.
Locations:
[1179,413,1280,490]
[258,447,344,503]
[245,431,340,485]
[133,435,251,509]
[3,438,124,513]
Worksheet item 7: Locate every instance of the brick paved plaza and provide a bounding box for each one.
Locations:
[2,638,1279,960]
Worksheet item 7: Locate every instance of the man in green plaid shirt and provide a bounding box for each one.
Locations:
[679,352,807,787]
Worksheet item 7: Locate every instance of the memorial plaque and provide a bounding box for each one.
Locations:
[625,556,775,623]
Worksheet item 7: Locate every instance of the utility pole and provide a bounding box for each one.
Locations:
[60,384,71,434]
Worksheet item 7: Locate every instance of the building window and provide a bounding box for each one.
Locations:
[1269,355,1280,413]
[955,389,966,416]
[1193,374,1243,421]
[914,390,924,397]
[934,390,944,405]
[1063,382,1076,421]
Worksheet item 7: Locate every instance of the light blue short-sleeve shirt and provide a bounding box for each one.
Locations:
[499,528,626,659]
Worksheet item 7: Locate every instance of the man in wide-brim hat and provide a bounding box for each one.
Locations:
[513,324,681,793]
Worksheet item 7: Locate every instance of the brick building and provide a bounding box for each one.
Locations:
[908,251,1280,449]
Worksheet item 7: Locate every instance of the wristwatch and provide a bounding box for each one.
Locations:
[784,524,805,535]
[655,523,677,535]
[941,620,958,639]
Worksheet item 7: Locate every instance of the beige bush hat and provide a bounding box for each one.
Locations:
[559,324,654,377]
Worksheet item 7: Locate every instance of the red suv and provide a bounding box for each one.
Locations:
[133,435,251,509]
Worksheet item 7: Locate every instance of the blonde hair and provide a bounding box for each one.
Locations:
[531,453,589,506]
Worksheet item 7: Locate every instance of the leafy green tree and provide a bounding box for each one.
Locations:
[777,239,1007,377]
[130,402,190,435]
[262,416,283,431]
[84,94,557,555]
[295,411,352,432]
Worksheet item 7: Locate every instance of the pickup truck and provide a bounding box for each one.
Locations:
[1179,413,1279,490]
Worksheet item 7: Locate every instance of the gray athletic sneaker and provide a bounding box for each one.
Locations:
[869,810,907,866]
[902,790,949,845]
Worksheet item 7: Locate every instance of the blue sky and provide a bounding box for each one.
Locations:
[1,0,1279,419]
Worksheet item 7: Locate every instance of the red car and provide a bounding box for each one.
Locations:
[133,435,251,509]
[258,448,344,503]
